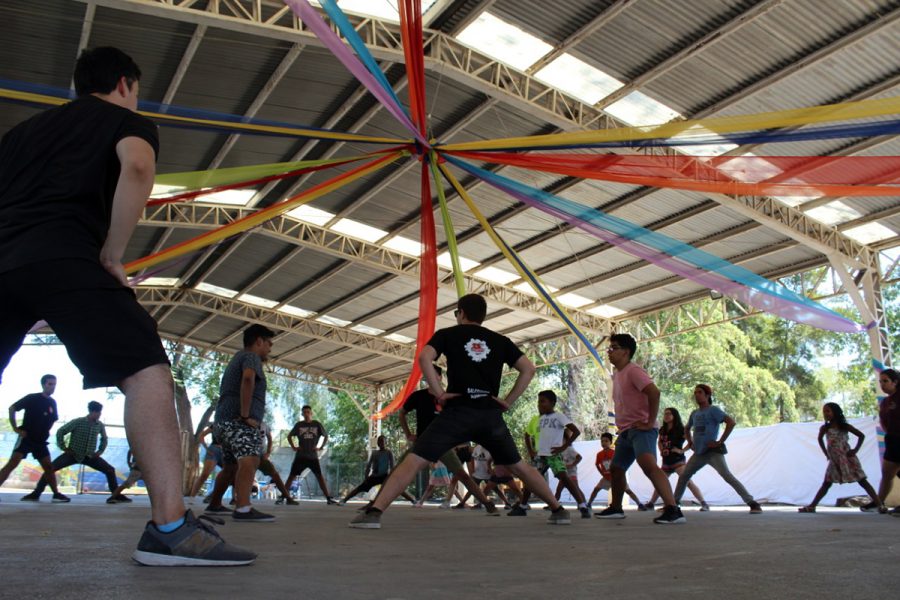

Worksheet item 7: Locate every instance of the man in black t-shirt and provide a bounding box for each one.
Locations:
[351,294,571,528]
[0,48,252,565]
[286,405,337,504]
[0,374,69,501]
[398,368,496,512]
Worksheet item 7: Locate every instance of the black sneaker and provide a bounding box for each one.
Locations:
[232,508,275,522]
[860,501,881,513]
[579,506,591,519]
[636,502,649,512]
[349,508,382,529]
[52,493,71,503]
[108,494,132,504]
[204,505,233,515]
[748,502,763,514]
[484,502,500,517]
[274,497,284,505]
[653,505,687,524]
[452,503,467,510]
[595,506,625,519]
[507,505,528,517]
[326,497,339,505]
[20,492,41,502]
[285,497,299,506]
[132,510,256,567]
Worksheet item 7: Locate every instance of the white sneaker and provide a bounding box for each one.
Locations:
[439,500,452,509]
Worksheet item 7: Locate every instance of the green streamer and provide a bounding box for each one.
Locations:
[429,153,466,298]
[154,155,368,190]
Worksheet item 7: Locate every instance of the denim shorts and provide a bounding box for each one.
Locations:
[611,428,659,471]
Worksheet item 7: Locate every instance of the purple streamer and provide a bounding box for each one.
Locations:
[284,0,428,146]
[497,185,867,334]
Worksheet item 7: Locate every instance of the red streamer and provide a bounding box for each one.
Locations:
[448,151,900,197]
[376,159,438,419]
[399,0,427,138]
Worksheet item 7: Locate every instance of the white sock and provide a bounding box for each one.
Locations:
[235,505,252,513]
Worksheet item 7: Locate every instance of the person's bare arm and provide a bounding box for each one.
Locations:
[636,383,661,430]
[100,137,156,286]
[817,426,828,457]
[8,405,22,436]
[846,424,865,457]
[239,368,257,426]
[399,410,415,442]
[496,355,536,410]
[709,415,736,449]
[419,346,457,406]
[553,423,581,454]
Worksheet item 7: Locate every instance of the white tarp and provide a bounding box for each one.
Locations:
[550,417,881,506]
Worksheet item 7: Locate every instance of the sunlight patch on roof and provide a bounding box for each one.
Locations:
[203,189,256,206]
[279,305,316,319]
[383,235,424,256]
[534,54,623,104]
[557,292,593,308]
[842,222,896,244]
[316,314,352,327]
[287,204,335,227]
[715,153,784,183]
[437,252,480,272]
[605,91,680,127]
[672,143,738,157]
[195,282,239,298]
[336,0,437,23]
[456,12,552,71]
[804,201,862,226]
[514,281,558,297]
[587,304,626,318]
[136,277,179,287]
[331,218,388,243]
[350,324,385,336]
[150,184,184,197]
[473,265,519,285]
[238,293,279,309]
[385,332,415,344]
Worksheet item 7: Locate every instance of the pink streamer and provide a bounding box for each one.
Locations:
[283,0,428,146]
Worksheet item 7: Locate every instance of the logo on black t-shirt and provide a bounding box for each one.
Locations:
[465,338,491,363]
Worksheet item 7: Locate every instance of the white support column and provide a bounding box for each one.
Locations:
[829,253,892,367]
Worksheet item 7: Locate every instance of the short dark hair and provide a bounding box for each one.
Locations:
[609,333,637,359]
[243,324,275,348]
[40,374,56,385]
[88,401,103,413]
[882,368,900,385]
[695,384,714,404]
[73,47,142,97]
[601,432,613,442]
[538,390,557,405]
[457,294,487,324]
[302,405,312,412]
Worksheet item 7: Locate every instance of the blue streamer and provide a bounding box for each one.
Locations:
[446,155,855,323]
[319,0,409,117]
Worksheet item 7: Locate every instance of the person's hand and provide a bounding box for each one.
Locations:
[847,449,857,458]
[551,445,567,455]
[634,421,655,431]
[101,259,130,288]
[241,417,260,428]
[14,428,26,438]
[263,453,270,461]
[405,433,417,442]
[493,396,511,411]
[707,440,722,449]
[435,391,460,407]
[662,449,669,456]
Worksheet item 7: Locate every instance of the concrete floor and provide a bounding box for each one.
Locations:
[0,492,897,600]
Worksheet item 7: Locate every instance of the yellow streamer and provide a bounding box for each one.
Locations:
[437,162,604,370]
[127,151,408,274]
[439,95,900,151]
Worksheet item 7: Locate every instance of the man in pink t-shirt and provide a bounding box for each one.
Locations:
[595,334,685,525]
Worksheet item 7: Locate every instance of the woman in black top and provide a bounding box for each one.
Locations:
[644,408,709,511]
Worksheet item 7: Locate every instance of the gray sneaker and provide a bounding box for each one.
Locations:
[132,510,256,567]
[232,508,275,522]
[349,509,382,529]
[547,507,571,525]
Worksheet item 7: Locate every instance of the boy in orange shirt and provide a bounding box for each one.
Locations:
[587,432,643,509]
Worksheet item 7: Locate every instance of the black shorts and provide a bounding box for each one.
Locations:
[0,259,170,388]
[884,433,900,463]
[411,405,521,466]
[290,455,322,478]
[12,437,50,460]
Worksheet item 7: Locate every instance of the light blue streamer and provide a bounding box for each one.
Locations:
[319,0,409,116]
